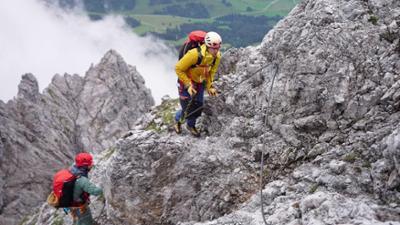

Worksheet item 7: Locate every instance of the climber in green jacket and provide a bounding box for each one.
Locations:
[69,152,103,225]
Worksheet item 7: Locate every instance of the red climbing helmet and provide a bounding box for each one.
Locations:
[75,152,93,167]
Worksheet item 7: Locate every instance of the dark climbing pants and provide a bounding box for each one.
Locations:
[175,81,204,128]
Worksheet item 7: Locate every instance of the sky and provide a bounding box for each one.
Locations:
[0,0,177,104]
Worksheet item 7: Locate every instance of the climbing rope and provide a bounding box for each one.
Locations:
[172,61,278,224]
[177,62,278,225]
[178,93,196,124]
[179,63,272,122]
[93,196,107,222]
[260,63,279,225]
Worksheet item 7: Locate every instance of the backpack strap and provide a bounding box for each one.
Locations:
[182,43,190,58]
[190,46,217,68]
[212,56,216,67]
[196,46,203,65]
[190,46,203,68]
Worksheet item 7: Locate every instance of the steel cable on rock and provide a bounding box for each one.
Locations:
[180,63,271,122]
[165,61,278,225]
[260,63,279,225]
[179,63,278,225]
[92,195,107,224]
[211,63,279,225]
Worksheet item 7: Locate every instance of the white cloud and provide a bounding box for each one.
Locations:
[0,0,178,104]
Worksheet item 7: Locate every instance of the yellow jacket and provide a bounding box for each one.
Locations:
[175,44,221,90]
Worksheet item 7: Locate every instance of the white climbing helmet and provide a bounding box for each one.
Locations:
[205,31,222,49]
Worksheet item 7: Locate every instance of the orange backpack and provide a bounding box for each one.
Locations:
[47,169,76,208]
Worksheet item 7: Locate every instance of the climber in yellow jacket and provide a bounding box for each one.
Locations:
[174,31,222,137]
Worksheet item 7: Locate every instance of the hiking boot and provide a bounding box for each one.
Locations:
[186,125,200,137]
[174,122,182,134]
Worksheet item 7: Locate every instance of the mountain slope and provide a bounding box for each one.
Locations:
[98,0,400,224]
[180,0,400,224]
[15,0,400,224]
[0,50,154,225]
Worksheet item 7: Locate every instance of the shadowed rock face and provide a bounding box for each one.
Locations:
[0,50,154,225]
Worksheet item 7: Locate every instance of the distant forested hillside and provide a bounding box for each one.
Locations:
[153,14,282,48]
[50,0,300,48]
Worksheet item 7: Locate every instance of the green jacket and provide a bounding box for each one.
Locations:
[73,176,103,203]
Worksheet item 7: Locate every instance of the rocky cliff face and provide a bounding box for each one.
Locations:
[99,0,399,224]
[182,0,400,224]
[12,0,400,224]
[0,50,154,225]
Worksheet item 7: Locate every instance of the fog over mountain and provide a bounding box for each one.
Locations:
[0,0,177,104]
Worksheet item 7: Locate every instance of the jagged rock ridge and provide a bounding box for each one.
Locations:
[97,0,399,224]
[14,0,400,224]
[0,50,154,225]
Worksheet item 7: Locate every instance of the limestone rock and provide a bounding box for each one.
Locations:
[0,50,153,225]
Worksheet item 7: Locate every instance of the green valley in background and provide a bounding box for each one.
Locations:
[56,0,300,49]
